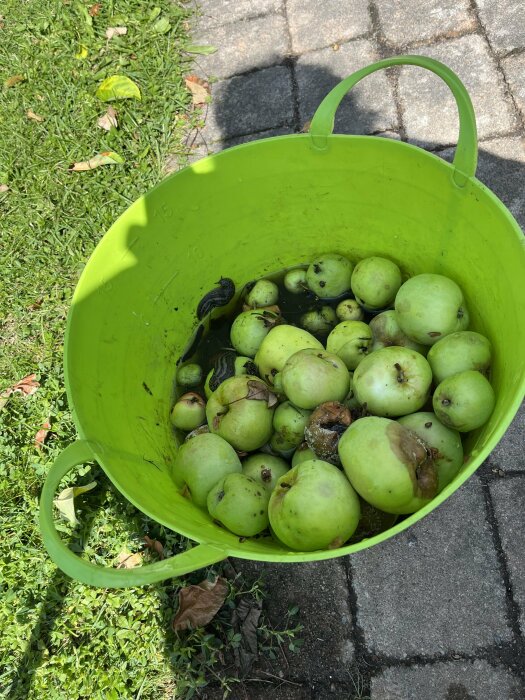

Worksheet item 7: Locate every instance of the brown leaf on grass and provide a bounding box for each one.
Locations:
[97,106,118,131]
[28,298,43,310]
[246,379,278,408]
[88,3,102,16]
[0,184,8,193]
[105,26,127,40]
[172,577,229,632]
[144,535,164,559]
[4,75,25,88]
[35,418,51,449]
[2,374,39,398]
[116,551,143,569]
[27,109,44,122]
[184,75,210,105]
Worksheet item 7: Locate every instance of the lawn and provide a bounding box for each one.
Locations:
[0,2,299,697]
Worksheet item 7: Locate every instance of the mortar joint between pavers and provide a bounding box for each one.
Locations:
[479,479,525,679]
[468,0,525,136]
[367,0,407,141]
[281,0,301,131]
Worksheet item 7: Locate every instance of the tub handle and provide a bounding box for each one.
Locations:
[39,441,226,588]
[309,55,477,187]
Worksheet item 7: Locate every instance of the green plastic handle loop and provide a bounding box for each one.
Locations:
[309,55,477,187]
[39,441,226,588]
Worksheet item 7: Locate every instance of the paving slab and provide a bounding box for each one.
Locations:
[501,53,525,121]
[375,0,475,48]
[438,136,525,231]
[350,479,512,658]
[196,0,283,30]
[200,65,294,143]
[296,39,398,135]
[232,558,355,682]
[476,0,525,54]
[398,34,518,147]
[286,0,370,54]
[371,659,525,700]
[193,14,289,79]
[490,475,525,631]
[485,401,525,473]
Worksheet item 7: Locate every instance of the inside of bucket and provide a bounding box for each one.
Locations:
[64,136,525,552]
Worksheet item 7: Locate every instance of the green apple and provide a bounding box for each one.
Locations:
[353,346,432,417]
[242,453,290,492]
[398,411,463,491]
[338,416,438,514]
[176,363,203,387]
[206,375,276,451]
[207,473,269,536]
[433,370,496,432]
[304,401,352,464]
[282,348,350,409]
[326,321,373,370]
[172,433,242,508]
[300,306,337,336]
[284,268,308,294]
[351,256,402,311]
[269,460,361,551]
[170,392,206,431]
[254,325,323,385]
[395,273,469,345]
[272,401,312,447]
[306,253,354,298]
[427,331,492,384]
[291,442,317,466]
[269,431,297,458]
[246,279,279,308]
[230,309,281,357]
[369,310,428,354]
[336,299,364,322]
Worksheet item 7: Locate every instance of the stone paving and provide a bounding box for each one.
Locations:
[183,1,525,697]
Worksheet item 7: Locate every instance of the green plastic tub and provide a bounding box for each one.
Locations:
[39,56,525,587]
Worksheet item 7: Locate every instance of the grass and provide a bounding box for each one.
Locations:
[0,2,300,698]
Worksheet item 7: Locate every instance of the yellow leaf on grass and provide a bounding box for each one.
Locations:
[0,184,8,193]
[54,481,97,525]
[27,109,44,122]
[75,45,89,60]
[69,151,124,171]
[96,75,141,102]
[117,551,143,569]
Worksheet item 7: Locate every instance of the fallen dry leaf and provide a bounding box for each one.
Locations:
[231,597,262,677]
[144,535,165,559]
[0,184,8,193]
[97,106,118,131]
[173,577,229,632]
[4,75,25,88]
[301,120,312,133]
[27,109,44,122]
[184,75,210,106]
[246,379,278,408]
[1,374,39,401]
[105,26,127,40]
[88,3,101,16]
[35,418,51,449]
[117,551,143,569]
[69,151,124,171]
[28,298,43,310]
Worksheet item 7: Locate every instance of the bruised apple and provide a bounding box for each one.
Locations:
[269,460,361,551]
[338,416,438,514]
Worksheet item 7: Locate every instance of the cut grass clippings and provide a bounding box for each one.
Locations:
[0,2,301,698]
